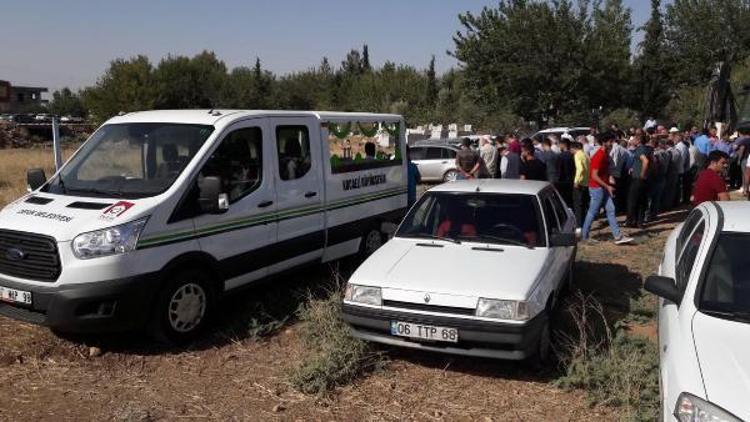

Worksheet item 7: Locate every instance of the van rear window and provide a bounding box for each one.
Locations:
[327,121,403,173]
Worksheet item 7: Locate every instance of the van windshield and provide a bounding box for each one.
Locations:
[396,192,544,247]
[44,123,214,199]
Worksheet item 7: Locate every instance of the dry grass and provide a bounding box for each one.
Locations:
[0,147,78,207]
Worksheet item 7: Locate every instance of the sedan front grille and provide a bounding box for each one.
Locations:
[0,229,61,282]
[382,300,475,316]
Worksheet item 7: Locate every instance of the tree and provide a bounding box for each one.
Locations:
[48,87,86,117]
[341,48,363,76]
[453,1,599,126]
[665,0,750,85]
[362,44,371,72]
[426,55,438,106]
[634,0,671,119]
[81,55,155,121]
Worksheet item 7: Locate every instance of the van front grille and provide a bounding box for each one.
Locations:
[0,229,61,282]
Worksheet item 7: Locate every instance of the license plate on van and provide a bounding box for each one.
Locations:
[390,321,458,343]
[0,286,32,305]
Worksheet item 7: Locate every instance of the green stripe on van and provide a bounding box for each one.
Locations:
[137,187,407,249]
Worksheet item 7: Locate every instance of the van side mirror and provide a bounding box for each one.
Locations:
[549,232,576,247]
[27,168,47,191]
[644,275,682,305]
[198,176,229,214]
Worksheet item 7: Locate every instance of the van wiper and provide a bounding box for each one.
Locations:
[66,187,123,198]
[474,234,533,249]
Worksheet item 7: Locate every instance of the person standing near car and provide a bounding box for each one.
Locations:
[406,146,421,208]
[608,133,630,213]
[479,135,498,178]
[520,141,547,181]
[540,137,560,185]
[456,137,481,180]
[581,132,633,244]
[692,151,731,206]
[557,138,575,208]
[572,141,589,230]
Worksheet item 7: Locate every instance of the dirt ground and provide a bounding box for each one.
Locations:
[0,177,680,421]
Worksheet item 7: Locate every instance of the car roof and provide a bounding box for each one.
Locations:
[105,109,402,126]
[412,143,459,150]
[535,127,589,134]
[428,179,551,195]
[714,201,750,233]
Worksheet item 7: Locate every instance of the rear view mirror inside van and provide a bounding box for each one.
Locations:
[198,176,228,214]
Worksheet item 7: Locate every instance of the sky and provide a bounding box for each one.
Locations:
[1,0,658,95]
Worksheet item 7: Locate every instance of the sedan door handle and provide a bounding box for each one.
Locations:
[258,200,274,208]
[441,161,448,164]
[304,191,317,198]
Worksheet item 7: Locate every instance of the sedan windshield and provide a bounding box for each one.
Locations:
[396,192,544,247]
[44,123,213,199]
[700,233,750,317]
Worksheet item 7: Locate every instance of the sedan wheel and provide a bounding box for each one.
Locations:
[443,169,458,182]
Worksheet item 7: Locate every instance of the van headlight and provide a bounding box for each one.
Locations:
[72,218,148,259]
[476,298,530,321]
[675,392,742,422]
[344,284,382,306]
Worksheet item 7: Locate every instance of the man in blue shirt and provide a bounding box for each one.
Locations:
[694,127,716,156]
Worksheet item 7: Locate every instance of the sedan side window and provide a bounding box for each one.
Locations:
[410,147,426,160]
[541,196,560,235]
[676,210,702,257]
[550,191,569,228]
[426,148,443,160]
[676,221,706,292]
[442,148,456,159]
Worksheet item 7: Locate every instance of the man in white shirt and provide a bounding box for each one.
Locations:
[479,135,498,178]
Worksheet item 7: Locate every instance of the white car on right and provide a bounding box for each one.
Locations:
[646,201,750,422]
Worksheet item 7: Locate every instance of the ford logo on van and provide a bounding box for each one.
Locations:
[5,248,26,262]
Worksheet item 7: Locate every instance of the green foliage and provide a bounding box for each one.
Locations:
[603,108,641,130]
[452,0,633,125]
[635,0,672,119]
[287,291,386,395]
[48,88,86,117]
[81,55,155,122]
[666,0,750,85]
[555,293,659,421]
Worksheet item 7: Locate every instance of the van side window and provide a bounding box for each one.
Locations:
[277,126,311,181]
[201,127,263,203]
[327,121,403,173]
[676,221,705,292]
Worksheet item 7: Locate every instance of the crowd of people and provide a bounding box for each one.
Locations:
[439,123,750,244]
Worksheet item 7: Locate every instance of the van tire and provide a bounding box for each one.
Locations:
[360,226,384,258]
[150,268,214,345]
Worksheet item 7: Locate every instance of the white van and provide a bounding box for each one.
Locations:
[0,110,407,342]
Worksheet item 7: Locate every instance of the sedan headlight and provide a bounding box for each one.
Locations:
[344,284,382,306]
[476,298,529,321]
[675,392,742,422]
[72,218,148,259]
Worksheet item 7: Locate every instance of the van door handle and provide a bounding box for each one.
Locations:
[304,191,317,198]
[258,200,274,208]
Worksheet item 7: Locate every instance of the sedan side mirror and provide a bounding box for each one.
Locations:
[644,275,682,305]
[27,168,47,191]
[549,232,577,247]
[198,176,229,214]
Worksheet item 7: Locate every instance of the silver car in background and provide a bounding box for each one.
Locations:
[410,144,460,182]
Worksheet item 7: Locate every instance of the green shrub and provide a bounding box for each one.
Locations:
[555,293,660,421]
[288,291,386,395]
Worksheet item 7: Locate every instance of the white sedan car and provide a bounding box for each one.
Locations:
[342,180,577,362]
[646,201,750,421]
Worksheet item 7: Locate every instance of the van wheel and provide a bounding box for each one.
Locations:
[151,269,214,344]
[443,169,458,182]
[360,226,384,258]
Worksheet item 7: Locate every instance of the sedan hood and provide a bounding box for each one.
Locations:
[0,193,154,242]
[352,238,550,301]
[692,311,750,420]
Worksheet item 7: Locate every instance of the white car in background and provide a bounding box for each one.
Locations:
[646,201,750,421]
[409,144,460,182]
[342,180,577,363]
[532,126,590,142]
